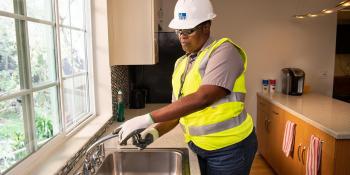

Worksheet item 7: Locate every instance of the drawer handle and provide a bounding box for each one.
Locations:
[265,119,271,131]
[302,146,306,165]
[272,111,279,115]
[297,144,301,162]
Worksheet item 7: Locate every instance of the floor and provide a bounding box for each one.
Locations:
[250,154,275,175]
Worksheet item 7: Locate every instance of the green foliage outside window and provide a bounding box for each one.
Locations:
[0,113,53,171]
[0,17,54,172]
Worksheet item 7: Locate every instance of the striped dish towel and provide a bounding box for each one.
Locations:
[306,135,323,175]
[282,120,296,157]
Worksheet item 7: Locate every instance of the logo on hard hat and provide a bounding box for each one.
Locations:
[178,13,187,20]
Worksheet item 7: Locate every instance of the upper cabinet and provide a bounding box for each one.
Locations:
[107,0,159,65]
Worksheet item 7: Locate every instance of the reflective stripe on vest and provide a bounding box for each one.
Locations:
[180,110,247,136]
[211,92,245,106]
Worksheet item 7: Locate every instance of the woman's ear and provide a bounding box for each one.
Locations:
[203,23,211,34]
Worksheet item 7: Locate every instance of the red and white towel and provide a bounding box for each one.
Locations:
[306,135,323,175]
[282,120,296,157]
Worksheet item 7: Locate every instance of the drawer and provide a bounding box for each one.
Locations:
[257,96,269,112]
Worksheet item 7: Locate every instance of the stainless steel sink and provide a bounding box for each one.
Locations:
[95,148,190,175]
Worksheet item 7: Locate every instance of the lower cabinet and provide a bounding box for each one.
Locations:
[257,97,284,174]
[279,113,336,175]
[257,95,350,175]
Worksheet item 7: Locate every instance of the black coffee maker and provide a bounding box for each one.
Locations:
[281,68,305,96]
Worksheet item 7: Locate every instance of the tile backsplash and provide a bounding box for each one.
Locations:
[111,65,129,117]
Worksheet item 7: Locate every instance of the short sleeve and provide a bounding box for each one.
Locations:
[201,42,244,91]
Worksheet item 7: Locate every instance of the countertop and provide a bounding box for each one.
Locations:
[258,92,350,139]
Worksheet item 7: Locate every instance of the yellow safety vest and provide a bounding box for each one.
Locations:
[172,38,254,151]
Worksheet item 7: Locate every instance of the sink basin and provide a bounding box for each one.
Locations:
[95,148,190,175]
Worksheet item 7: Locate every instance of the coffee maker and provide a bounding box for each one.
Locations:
[281,68,305,96]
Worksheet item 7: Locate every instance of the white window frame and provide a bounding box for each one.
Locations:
[0,0,96,173]
[55,0,95,132]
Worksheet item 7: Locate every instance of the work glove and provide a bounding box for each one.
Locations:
[113,113,154,145]
[132,127,159,150]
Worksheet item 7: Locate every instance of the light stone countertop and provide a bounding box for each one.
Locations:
[258,92,350,139]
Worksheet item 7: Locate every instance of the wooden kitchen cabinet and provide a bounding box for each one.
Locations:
[257,97,268,156]
[280,112,336,175]
[257,95,350,175]
[280,112,308,175]
[257,97,285,174]
[107,0,159,65]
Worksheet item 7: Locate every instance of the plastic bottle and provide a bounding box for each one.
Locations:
[115,90,125,122]
[269,79,276,94]
[262,79,269,93]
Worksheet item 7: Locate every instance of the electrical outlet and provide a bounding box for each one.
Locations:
[320,71,328,79]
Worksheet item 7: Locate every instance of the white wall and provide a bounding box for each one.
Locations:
[91,0,113,116]
[160,0,337,124]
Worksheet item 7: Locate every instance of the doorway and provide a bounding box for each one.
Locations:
[333,8,350,103]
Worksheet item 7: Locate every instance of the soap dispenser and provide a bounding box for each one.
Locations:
[115,90,125,122]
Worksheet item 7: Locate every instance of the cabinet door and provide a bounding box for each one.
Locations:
[107,0,159,65]
[265,104,285,174]
[300,124,335,175]
[257,97,285,174]
[280,112,306,175]
[257,97,268,156]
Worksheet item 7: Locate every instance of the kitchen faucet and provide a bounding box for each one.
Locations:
[80,129,149,175]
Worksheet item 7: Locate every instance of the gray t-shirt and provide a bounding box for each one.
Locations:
[200,38,243,91]
[172,38,244,101]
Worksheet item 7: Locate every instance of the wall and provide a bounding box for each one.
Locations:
[160,0,337,123]
[91,0,112,117]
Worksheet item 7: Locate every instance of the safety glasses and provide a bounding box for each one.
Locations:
[175,25,201,36]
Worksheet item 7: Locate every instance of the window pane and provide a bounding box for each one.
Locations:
[0,97,30,172]
[33,87,59,146]
[0,17,20,94]
[58,0,70,26]
[73,75,88,117]
[71,30,86,73]
[63,75,89,128]
[60,28,73,77]
[28,22,56,86]
[70,0,85,29]
[0,0,14,13]
[26,0,53,21]
[63,78,74,127]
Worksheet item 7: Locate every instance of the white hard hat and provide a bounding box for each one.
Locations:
[168,0,216,29]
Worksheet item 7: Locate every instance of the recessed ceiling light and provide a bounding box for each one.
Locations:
[322,9,334,14]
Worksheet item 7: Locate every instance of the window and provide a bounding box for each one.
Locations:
[0,0,94,173]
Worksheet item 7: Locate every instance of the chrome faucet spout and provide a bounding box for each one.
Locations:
[82,133,119,175]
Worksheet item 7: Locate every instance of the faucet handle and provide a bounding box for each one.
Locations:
[82,159,92,175]
[92,143,105,166]
[97,143,105,158]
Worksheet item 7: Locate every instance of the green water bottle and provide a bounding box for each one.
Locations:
[116,90,125,122]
